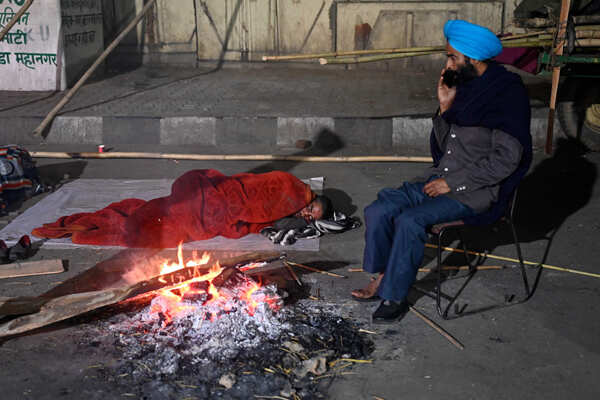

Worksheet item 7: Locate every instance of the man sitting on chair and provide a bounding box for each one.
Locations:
[351,19,533,322]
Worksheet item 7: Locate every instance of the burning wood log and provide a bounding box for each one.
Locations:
[0,252,282,338]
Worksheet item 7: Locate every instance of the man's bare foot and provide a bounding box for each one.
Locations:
[351,273,384,300]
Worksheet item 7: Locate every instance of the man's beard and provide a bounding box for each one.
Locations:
[455,62,479,85]
[442,62,479,88]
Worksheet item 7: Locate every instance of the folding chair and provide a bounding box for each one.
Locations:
[426,188,541,319]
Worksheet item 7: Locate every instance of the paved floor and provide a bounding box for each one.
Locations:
[1,66,444,118]
[0,144,599,399]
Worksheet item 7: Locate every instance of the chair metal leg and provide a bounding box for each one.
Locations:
[431,219,542,320]
[435,229,445,317]
[427,187,542,319]
[435,227,477,319]
[508,216,533,301]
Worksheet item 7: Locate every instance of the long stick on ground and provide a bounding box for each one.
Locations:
[409,306,464,350]
[284,261,347,278]
[424,243,600,279]
[30,151,433,163]
[285,263,302,286]
[0,0,34,42]
[32,0,156,138]
[418,265,503,272]
[348,265,503,272]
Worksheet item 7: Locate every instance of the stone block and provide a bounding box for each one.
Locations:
[46,117,102,144]
[277,117,335,147]
[392,117,432,153]
[103,117,160,145]
[216,117,277,147]
[160,117,216,145]
[334,118,392,150]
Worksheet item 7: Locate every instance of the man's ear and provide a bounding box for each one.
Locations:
[472,59,487,75]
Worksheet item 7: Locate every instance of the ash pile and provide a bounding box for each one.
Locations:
[79,269,373,399]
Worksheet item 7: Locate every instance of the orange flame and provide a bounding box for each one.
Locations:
[149,243,276,325]
[159,242,211,275]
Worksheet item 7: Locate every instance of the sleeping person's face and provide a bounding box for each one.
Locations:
[295,199,324,222]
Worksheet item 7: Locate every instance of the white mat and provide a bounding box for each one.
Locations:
[0,177,324,251]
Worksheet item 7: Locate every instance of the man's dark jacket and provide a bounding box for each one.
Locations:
[430,62,532,225]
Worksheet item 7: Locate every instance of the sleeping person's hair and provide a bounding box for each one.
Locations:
[314,195,333,220]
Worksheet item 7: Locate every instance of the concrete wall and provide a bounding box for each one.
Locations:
[107,1,524,67]
[337,2,502,70]
[0,0,65,90]
[0,0,104,91]
[62,0,104,87]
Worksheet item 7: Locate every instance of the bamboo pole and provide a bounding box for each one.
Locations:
[424,243,600,279]
[573,38,600,46]
[546,0,572,155]
[0,0,34,43]
[319,40,556,65]
[263,45,446,61]
[576,31,600,39]
[500,30,552,41]
[501,37,553,46]
[576,25,600,31]
[263,32,559,62]
[284,261,347,278]
[348,265,503,272]
[320,50,442,65]
[409,306,464,350]
[32,0,157,138]
[30,151,434,163]
[285,263,302,286]
[418,265,503,273]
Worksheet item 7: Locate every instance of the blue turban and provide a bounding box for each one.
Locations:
[443,19,502,61]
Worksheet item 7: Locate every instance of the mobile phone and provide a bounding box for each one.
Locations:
[442,69,458,88]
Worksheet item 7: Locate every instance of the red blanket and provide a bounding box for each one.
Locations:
[32,169,314,248]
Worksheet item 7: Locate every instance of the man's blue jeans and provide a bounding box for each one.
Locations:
[363,181,475,302]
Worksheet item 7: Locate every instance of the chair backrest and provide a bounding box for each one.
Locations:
[463,184,520,227]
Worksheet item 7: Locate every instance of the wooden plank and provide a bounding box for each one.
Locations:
[545,0,572,154]
[41,250,278,299]
[0,259,64,279]
[0,252,281,338]
[0,296,48,317]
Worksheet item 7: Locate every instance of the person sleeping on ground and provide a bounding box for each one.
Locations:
[32,169,337,248]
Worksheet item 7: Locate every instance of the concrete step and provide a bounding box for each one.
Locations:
[0,65,559,155]
[2,110,563,155]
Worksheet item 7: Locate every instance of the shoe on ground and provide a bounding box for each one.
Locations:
[372,299,409,323]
